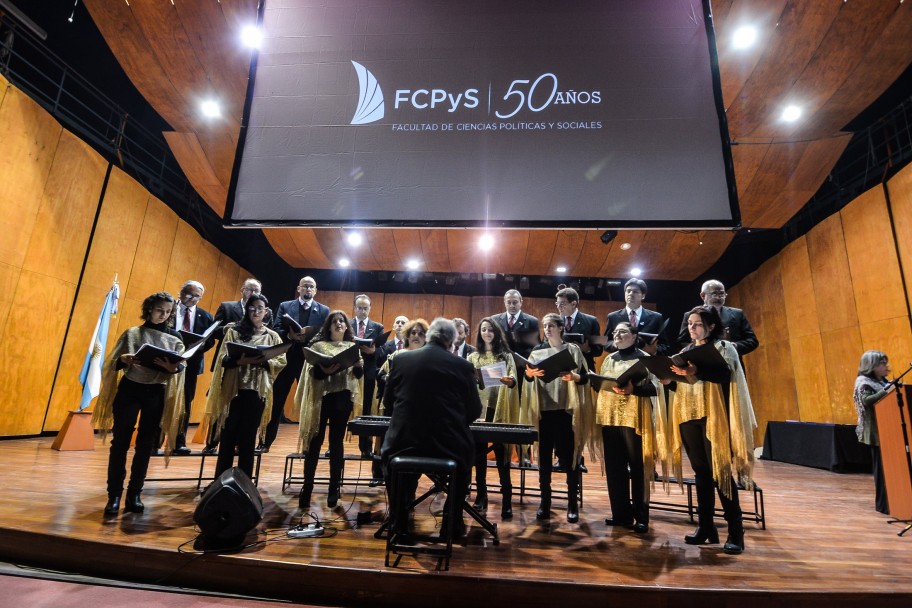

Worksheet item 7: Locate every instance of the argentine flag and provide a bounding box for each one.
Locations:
[78,282,120,410]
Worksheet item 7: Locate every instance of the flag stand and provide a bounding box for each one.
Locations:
[52,410,95,451]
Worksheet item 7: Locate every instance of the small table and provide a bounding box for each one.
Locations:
[760,421,871,472]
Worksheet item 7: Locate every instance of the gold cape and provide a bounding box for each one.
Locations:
[468,350,521,461]
[595,354,669,498]
[668,340,756,498]
[204,327,287,444]
[294,340,363,452]
[520,343,598,465]
[91,326,185,464]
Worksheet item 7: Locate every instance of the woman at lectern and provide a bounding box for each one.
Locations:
[467,318,520,519]
[853,350,894,514]
[595,322,667,534]
[206,294,287,480]
[93,292,185,517]
[669,305,756,555]
[295,311,364,509]
[522,313,593,524]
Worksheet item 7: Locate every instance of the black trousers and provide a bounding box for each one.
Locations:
[264,355,304,448]
[303,391,353,485]
[602,425,647,524]
[389,467,470,534]
[215,389,266,479]
[679,417,742,531]
[358,374,377,453]
[473,408,512,496]
[538,409,578,497]
[106,378,165,496]
[872,445,890,514]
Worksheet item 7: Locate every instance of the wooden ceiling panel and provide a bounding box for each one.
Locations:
[725,1,842,139]
[365,229,403,269]
[288,229,333,268]
[738,141,809,225]
[418,229,450,272]
[573,231,612,277]
[522,231,558,276]
[598,230,645,277]
[392,231,423,271]
[262,229,305,267]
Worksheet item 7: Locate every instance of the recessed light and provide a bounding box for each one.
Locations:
[346,231,363,246]
[556,265,568,273]
[406,259,420,270]
[619,242,632,251]
[339,258,350,268]
[781,105,802,122]
[630,267,642,277]
[240,25,263,49]
[479,234,494,251]
[200,100,221,118]
[732,26,757,49]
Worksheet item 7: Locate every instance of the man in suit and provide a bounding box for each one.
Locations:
[493,289,540,359]
[264,276,330,451]
[169,280,216,455]
[351,294,385,459]
[605,278,669,355]
[451,318,476,358]
[676,279,759,358]
[381,318,483,534]
[555,286,602,372]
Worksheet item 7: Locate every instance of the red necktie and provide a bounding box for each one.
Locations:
[357,320,365,338]
[396,340,403,350]
[629,310,637,327]
[566,316,573,329]
[508,315,515,329]
[182,308,191,331]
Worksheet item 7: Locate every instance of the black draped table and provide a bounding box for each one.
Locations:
[760,421,872,472]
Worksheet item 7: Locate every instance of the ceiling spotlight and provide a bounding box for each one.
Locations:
[346,231,363,246]
[339,258,350,268]
[406,259,420,270]
[479,234,494,251]
[780,105,802,122]
[200,99,221,118]
[519,276,530,289]
[240,25,263,49]
[731,25,757,49]
[556,265,568,273]
[630,267,642,277]
[619,242,632,251]
[600,230,617,245]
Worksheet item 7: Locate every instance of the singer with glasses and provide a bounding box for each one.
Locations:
[205,294,287,480]
[669,305,756,555]
[853,350,895,514]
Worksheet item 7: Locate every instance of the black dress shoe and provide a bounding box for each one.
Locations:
[360,450,373,461]
[281,416,294,424]
[472,494,488,511]
[723,530,745,554]
[566,506,579,523]
[605,518,634,527]
[104,494,121,517]
[368,478,384,487]
[501,504,513,520]
[684,525,720,545]
[123,492,144,513]
[327,483,341,508]
[173,446,192,456]
[535,501,551,520]
[633,522,649,534]
[299,485,313,509]
[201,446,217,455]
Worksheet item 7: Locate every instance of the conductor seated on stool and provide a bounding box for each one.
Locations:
[380,317,484,534]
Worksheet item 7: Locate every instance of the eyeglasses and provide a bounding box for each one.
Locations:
[554,301,571,308]
[247,306,267,313]
[182,293,202,300]
[409,329,426,336]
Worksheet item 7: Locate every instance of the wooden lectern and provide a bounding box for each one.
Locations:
[51,410,95,451]
[874,385,912,521]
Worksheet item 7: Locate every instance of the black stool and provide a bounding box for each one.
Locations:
[385,455,461,571]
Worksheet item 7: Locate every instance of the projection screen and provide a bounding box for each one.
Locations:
[225,0,740,229]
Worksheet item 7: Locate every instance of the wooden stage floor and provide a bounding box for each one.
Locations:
[0,425,909,607]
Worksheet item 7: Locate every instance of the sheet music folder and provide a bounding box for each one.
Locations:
[225,341,292,361]
[513,347,576,383]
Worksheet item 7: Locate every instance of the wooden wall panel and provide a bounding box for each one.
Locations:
[123,198,179,303]
[779,237,820,338]
[819,327,863,423]
[807,214,858,332]
[887,163,912,305]
[790,333,828,422]
[442,296,472,327]
[163,222,204,294]
[859,317,912,379]
[0,263,21,344]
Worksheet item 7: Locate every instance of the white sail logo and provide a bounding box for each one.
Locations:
[351,61,384,125]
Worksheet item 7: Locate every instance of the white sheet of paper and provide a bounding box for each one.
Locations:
[479,361,508,389]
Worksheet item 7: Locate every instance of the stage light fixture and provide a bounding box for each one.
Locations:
[781,105,802,122]
[556,265,568,273]
[732,26,757,49]
[406,259,420,270]
[600,230,618,245]
[200,100,221,118]
[630,267,642,277]
[241,25,263,49]
[339,258,350,268]
[346,231,363,246]
[519,277,530,289]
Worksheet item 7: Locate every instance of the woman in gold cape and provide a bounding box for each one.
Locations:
[521,313,596,524]
[467,317,521,519]
[92,292,185,517]
[669,305,756,555]
[595,322,668,534]
[295,311,363,509]
[205,294,286,480]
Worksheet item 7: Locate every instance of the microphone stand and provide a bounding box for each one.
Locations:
[886,363,912,536]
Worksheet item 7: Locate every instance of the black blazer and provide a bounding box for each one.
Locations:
[565,311,602,371]
[677,306,759,356]
[381,343,483,471]
[605,307,670,355]
[351,318,385,381]
[454,343,476,359]
[273,298,330,340]
[493,311,540,358]
[210,300,244,371]
[172,306,215,375]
